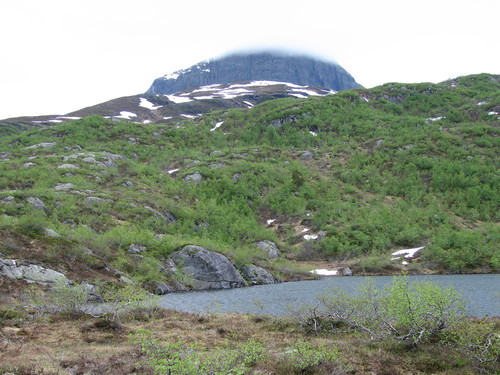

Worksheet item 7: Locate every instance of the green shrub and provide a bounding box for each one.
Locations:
[279,340,338,373]
[294,276,467,347]
[442,318,500,374]
[95,283,156,322]
[26,279,91,316]
[17,213,47,236]
[358,255,394,273]
[131,329,266,375]
[0,307,27,327]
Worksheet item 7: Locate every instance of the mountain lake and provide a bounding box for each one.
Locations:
[159,274,499,317]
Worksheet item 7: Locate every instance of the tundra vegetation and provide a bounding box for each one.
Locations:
[0,73,498,373]
[0,275,498,374]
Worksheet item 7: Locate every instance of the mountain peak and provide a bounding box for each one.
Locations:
[146,51,362,95]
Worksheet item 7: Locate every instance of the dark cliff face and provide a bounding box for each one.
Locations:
[146,52,362,95]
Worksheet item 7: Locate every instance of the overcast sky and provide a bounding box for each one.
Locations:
[0,0,498,119]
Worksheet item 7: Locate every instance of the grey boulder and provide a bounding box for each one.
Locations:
[342,267,353,276]
[254,240,281,259]
[55,183,76,191]
[170,245,246,290]
[146,281,188,295]
[57,164,80,170]
[241,265,279,285]
[25,142,56,149]
[144,206,176,224]
[128,244,147,253]
[183,173,202,185]
[0,258,68,285]
[85,196,105,204]
[26,197,46,210]
[300,150,313,160]
[43,228,61,238]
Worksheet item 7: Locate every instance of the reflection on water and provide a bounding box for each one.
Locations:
[160,274,500,317]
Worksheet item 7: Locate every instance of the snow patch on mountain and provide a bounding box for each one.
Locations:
[210,121,224,132]
[166,95,192,104]
[229,81,303,88]
[175,81,335,103]
[139,98,162,110]
[289,93,308,99]
[291,88,322,96]
[191,84,223,93]
[193,95,215,100]
[115,111,137,119]
[57,116,81,120]
[164,72,180,80]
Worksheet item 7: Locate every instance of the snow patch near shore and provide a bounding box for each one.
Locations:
[310,269,338,276]
[391,246,425,260]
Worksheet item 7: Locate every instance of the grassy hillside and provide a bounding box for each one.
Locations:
[0,74,498,288]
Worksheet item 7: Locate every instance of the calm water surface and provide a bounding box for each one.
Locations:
[159,274,499,317]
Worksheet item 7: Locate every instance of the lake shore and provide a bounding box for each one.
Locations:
[296,258,497,279]
[1,306,498,375]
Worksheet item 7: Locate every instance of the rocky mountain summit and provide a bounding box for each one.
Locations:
[0,51,362,128]
[147,51,362,95]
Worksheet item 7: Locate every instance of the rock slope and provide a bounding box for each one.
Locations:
[1,51,362,127]
[147,51,362,95]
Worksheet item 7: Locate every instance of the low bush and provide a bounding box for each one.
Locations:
[26,278,91,316]
[446,318,500,374]
[131,329,340,375]
[16,213,47,236]
[0,306,27,327]
[293,276,467,347]
[358,254,395,273]
[131,329,265,375]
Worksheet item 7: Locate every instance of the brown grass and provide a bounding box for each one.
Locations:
[0,306,489,375]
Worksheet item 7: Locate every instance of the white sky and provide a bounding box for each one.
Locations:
[0,0,498,119]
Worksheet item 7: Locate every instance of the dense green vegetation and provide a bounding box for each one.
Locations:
[0,74,498,287]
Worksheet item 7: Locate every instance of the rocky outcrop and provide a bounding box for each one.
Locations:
[26,197,45,211]
[183,173,202,185]
[55,183,76,191]
[62,151,125,169]
[84,196,105,204]
[128,244,147,253]
[57,163,80,170]
[147,51,362,95]
[240,265,279,285]
[300,150,314,160]
[43,228,61,238]
[170,245,246,290]
[254,240,281,259]
[0,258,68,285]
[144,206,177,224]
[342,267,353,276]
[145,280,189,295]
[25,142,56,150]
